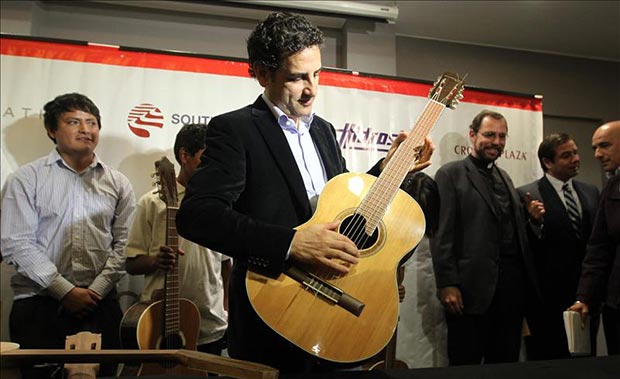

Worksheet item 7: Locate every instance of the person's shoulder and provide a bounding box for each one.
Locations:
[604,174,620,194]
[573,179,599,194]
[137,188,161,205]
[211,97,262,122]
[517,179,539,194]
[9,155,50,181]
[437,158,466,173]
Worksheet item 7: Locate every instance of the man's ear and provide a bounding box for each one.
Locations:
[254,64,271,88]
[542,157,553,171]
[46,128,57,143]
[178,147,188,165]
[468,128,476,143]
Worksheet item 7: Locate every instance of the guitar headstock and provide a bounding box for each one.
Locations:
[429,72,466,109]
[154,156,178,207]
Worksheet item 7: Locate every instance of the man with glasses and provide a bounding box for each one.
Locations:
[431,110,539,365]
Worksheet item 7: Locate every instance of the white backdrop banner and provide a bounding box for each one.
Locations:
[1,37,543,365]
[1,37,543,198]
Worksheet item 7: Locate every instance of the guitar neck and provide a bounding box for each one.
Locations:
[164,206,180,336]
[357,99,445,233]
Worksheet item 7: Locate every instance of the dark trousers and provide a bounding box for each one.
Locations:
[603,305,620,355]
[197,332,227,356]
[446,263,526,365]
[10,292,123,378]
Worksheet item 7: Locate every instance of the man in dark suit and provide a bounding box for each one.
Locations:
[569,120,620,355]
[517,133,599,359]
[176,12,431,372]
[431,110,539,365]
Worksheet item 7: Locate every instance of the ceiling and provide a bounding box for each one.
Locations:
[392,0,620,62]
[82,0,620,62]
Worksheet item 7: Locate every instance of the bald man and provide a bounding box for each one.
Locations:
[592,120,620,176]
[568,120,620,355]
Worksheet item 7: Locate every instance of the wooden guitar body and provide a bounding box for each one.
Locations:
[246,172,426,363]
[120,298,201,375]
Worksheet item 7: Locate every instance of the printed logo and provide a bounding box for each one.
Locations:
[337,123,398,152]
[127,103,164,138]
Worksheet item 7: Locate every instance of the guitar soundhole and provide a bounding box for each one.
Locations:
[339,213,379,250]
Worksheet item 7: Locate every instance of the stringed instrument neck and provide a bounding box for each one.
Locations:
[356,74,465,236]
[163,206,181,338]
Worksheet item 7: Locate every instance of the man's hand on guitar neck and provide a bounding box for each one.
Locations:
[290,221,359,274]
[126,246,184,275]
[380,134,435,172]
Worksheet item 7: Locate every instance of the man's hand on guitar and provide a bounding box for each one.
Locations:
[156,246,184,271]
[61,287,102,318]
[439,286,464,315]
[291,221,359,274]
[380,134,434,172]
[414,137,435,172]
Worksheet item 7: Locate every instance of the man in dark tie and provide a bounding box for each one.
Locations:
[431,110,539,365]
[518,133,600,359]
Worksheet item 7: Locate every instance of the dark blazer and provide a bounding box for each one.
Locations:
[177,96,381,369]
[577,174,620,310]
[517,177,599,309]
[431,157,539,314]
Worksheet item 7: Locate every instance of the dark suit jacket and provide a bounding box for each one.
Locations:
[577,174,620,310]
[431,157,539,315]
[177,96,381,368]
[517,177,599,310]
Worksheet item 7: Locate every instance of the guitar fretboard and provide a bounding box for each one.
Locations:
[163,206,180,338]
[357,99,445,234]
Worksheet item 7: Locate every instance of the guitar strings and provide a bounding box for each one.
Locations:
[328,99,445,282]
[311,80,452,284]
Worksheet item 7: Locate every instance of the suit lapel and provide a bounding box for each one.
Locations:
[573,181,593,234]
[464,158,499,219]
[539,176,577,233]
[539,177,566,214]
[309,121,339,180]
[251,97,312,218]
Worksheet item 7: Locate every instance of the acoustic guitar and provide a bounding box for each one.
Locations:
[120,157,202,375]
[246,72,465,363]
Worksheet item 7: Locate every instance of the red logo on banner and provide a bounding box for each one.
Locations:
[127,103,164,138]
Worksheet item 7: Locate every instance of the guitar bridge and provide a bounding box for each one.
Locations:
[285,265,365,317]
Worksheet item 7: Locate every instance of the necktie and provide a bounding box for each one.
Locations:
[562,183,581,238]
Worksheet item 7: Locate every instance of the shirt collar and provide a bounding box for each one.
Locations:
[468,154,494,170]
[261,93,315,133]
[45,149,101,173]
[545,172,574,192]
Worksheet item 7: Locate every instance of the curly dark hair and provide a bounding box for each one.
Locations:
[43,93,101,143]
[469,109,507,134]
[537,133,574,172]
[173,123,208,165]
[246,12,324,77]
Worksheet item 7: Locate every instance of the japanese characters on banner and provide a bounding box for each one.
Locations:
[1,37,543,200]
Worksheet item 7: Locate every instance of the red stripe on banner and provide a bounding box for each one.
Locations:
[1,37,541,111]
